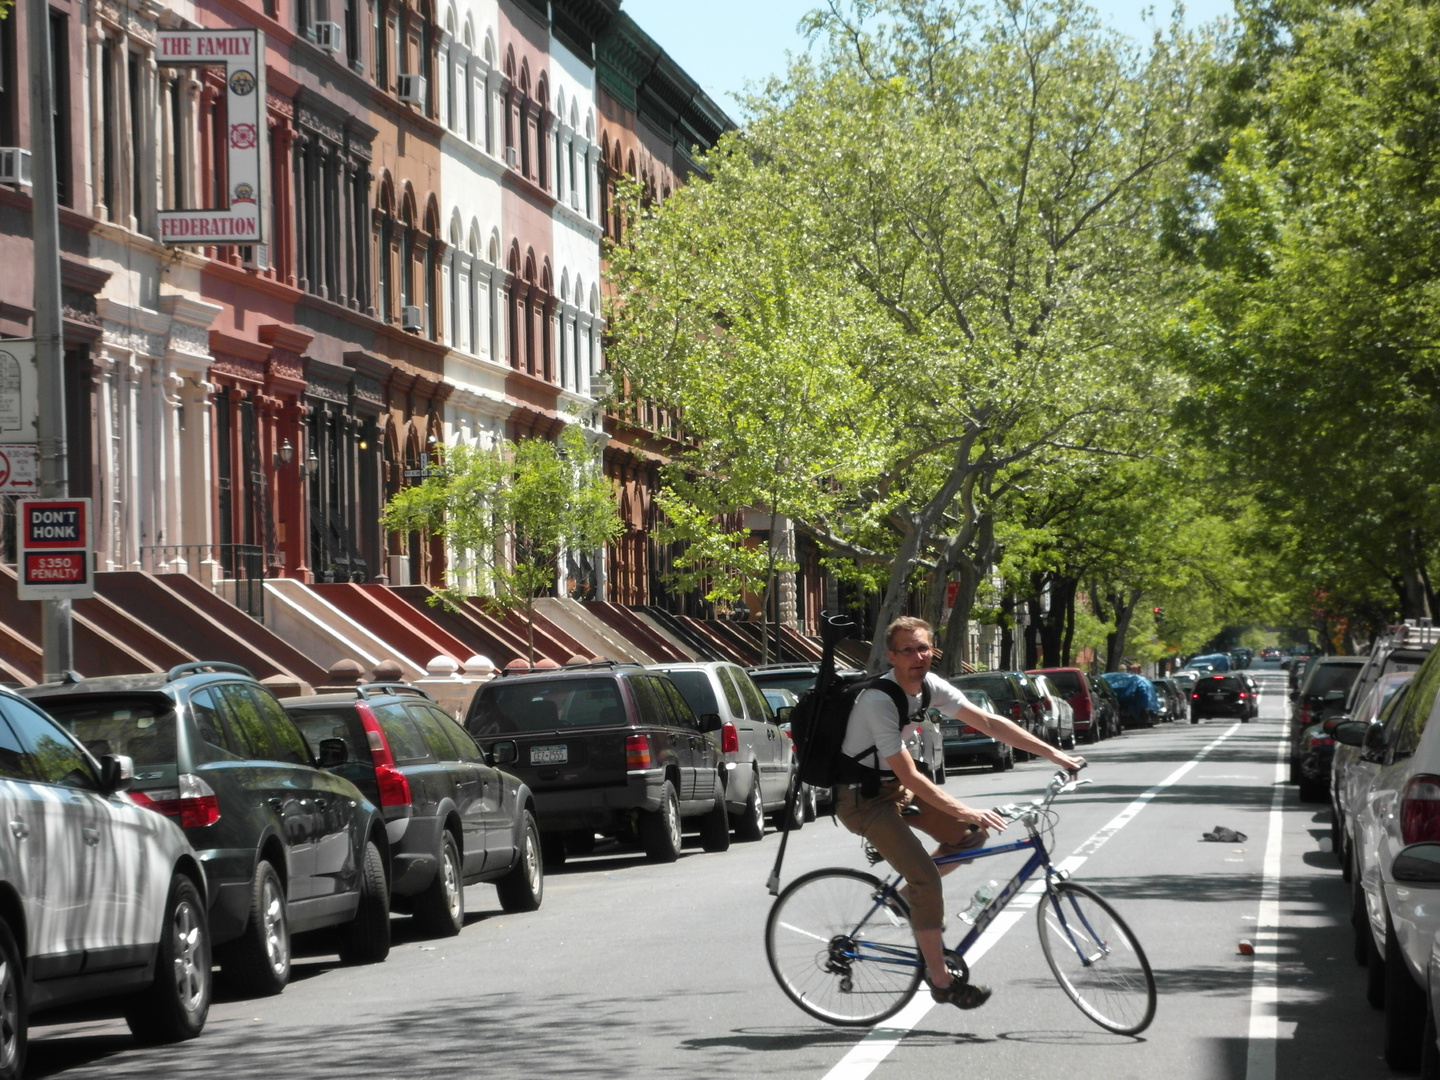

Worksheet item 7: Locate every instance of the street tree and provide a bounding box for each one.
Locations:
[381,426,624,663]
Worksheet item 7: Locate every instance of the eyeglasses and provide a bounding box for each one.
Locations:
[891,645,933,658]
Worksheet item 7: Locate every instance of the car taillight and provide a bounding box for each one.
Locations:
[1237,692,1248,699]
[720,722,739,755]
[1191,693,1199,700]
[1307,733,1334,749]
[1009,703,1024,720]
[357,702,412,809]
[1401,776,1440,844]
[960,724,981,735]
[626,733,653,770]
[130,773,220,829]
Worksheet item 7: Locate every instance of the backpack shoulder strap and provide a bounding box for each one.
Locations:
[869,677,924,728]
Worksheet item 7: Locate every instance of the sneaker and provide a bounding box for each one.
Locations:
[929,980,992,1009]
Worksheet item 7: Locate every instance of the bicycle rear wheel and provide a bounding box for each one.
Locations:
[1037,881,1156,1035]
[766,868,923,1026]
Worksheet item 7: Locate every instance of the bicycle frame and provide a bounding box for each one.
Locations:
[844,834,1058,971]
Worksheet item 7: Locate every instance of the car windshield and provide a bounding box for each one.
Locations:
[954,675,1015,703]
[1041,670,1083,695]
[40,694,178,786]
[1307,663,1361,697]
[663,671,719,718]
[471,678,628,735]
[749,671,819,696]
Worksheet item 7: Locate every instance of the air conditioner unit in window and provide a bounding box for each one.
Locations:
[314,21,342,52]
[400,305,423,333]
[0,148,33,187]
[504,145,518,168]
[241,244,269,270]
[397,74,427,105]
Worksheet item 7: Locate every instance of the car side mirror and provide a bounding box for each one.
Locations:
[490,740,518,766]
[698,712,723,733]
[1331,720,1368,747]
[98,753,133,794]
[317,738,347,769]
[1394,842,1440,885]
[776,706,794,723]
[1364,723,1388,753]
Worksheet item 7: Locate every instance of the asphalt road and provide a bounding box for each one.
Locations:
[28,669,1394,1080]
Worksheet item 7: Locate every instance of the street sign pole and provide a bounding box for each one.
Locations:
[28,0,73,679]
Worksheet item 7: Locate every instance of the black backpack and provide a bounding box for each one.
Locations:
[791,675,931,789]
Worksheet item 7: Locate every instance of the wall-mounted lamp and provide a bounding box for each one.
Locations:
[274,438,294,468]
[306,449,320,476]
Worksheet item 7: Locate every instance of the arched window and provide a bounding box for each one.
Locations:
[519,60,532,178]
[536,74,550,190]
[449,214,463,349]
[424,196,441,339]
[522,250,537,375]
[400,187,416,314]
[506,241,521,368]
[487,231,500,360]
[540,258,553,383]
[377,176,395,321]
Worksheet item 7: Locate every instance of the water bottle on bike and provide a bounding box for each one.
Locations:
[958,880,998,924]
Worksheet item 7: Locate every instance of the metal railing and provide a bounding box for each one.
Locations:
[139,543,266,620]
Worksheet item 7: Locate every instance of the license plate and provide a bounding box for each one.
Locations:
[530,744,568,765]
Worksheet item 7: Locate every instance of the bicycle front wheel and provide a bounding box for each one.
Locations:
[766,868,924,1026]
[1037,881,1156,1035]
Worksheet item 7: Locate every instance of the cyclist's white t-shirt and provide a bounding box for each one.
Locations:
[841,671,973,771]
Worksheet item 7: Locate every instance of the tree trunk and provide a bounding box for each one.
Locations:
[938,558,980,677]
[1060,583,1077,666]
[1103,588,1141,672]
[1023,592,1041,669]
[1400,566,1432,621]
[999,595,1016,670]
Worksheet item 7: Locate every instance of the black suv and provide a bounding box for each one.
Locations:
[952,672,1044,754]
[1190,673,1260,722]
[463,662,730,865]
[20,662,391,996]
[283,683,543,938]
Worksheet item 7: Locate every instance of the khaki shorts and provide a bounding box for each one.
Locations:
[834,780,987,931]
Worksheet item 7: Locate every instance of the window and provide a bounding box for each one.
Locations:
[0,12,16,147]
[373,702,433,765]
[0,696,96,789]
[0,712,29,781]
[658,678,699,728]
[216,684,279,761]
[470,678,627,736]
[665,670,719,719]
[436,712,484,763]
[51,13,72,207]
[190,688,247,760]
[716,667,745,716]
[629,675,662,727]
[406,703,460,762]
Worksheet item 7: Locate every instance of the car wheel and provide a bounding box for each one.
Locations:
[1340,829,1352,882]
[126,873,211,1044]
[0,917,25,1080]
[641,780,683,862]
[734,771,766,842]
[1084,724,1099,744]
[496,811,544,913]
[934,759,946,785]
[1367,911,1387,1008]
[991,749,1007,773]
[1424,997,1440,1080]
[540,831,567,868]
[1387,919,1427,1069]
[412,831,464,938]
[222,860,290,997]
[802,784,818,823]
[337,840,390,966]
[776,778,805,831]
[699,790,732,852]
[1004,744,1015,771]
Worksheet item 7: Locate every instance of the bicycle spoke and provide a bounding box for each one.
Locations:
[766,869,923,1026]
[1037,881,1156,1035]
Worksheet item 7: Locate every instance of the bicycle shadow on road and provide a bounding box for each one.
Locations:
[681,1027,994,1053]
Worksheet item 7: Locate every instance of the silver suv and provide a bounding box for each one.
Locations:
[648,662,797,840]
[0,686,212,1073]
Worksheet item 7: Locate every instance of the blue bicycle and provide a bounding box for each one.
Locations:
[764,770,1157,1032]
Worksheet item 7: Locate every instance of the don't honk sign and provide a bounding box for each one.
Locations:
[156,29,268,246]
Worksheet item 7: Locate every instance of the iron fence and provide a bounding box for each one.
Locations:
[139,543,266,620]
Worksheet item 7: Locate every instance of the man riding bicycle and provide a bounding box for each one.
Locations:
[835,617,1084,1009]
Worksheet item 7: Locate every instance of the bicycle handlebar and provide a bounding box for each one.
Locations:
[993,766,1092,823]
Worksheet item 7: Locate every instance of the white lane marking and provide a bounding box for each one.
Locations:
[1244,731,1287,1080]
[820,723,1244,1080]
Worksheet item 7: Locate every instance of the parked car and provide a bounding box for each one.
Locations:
[747,662,866,699]
[760,689,822,821]
[1333,671,1418,880]
[464,662,730,865]
[906,707,946,785]
[1027,673,1075,749]
[1154,677,1189,723]
[0,685,213,1073]
[649,661,801,836]
[761,687,800,715]
[1091,674,1125,739]
[1188,673,1259,722]
[1029,667,1107,743]
[951,672,1044,756]
[1188,652,1232,673]
[935,687,1013,771]
[21,662,392,997]
[1289,656,1365,783]
[283,683,543,939]
[1101,672,1159,728]
[1342,645,1440,1069]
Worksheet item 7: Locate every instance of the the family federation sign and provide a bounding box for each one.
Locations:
[17,499,93,601]
[156,29,268,245]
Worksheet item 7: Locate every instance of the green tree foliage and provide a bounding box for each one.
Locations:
[1169,0,1440,631]
[608,0,1213,668]
[381,426,624,662]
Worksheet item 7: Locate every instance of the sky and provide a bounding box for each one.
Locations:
[620,0,1237,121]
